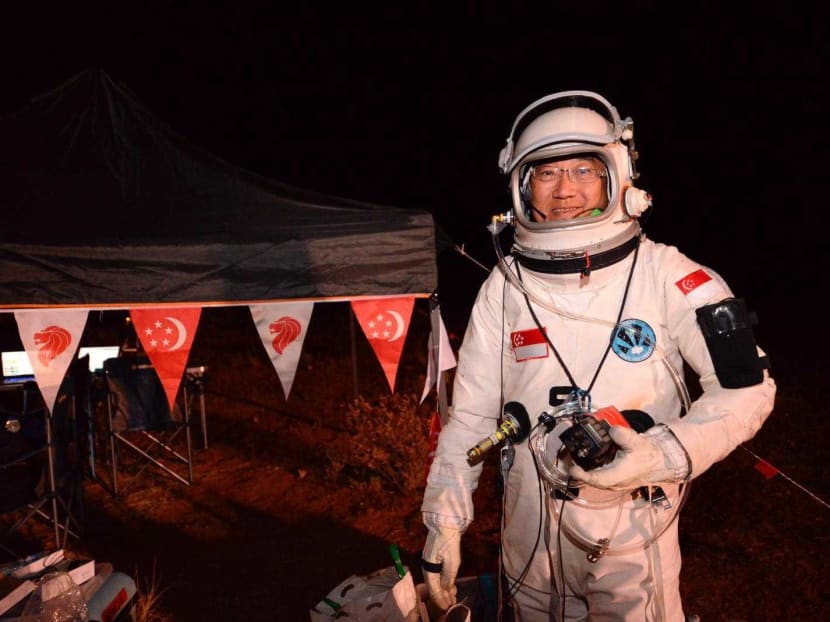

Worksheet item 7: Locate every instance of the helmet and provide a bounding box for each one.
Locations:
[497,91,652,272]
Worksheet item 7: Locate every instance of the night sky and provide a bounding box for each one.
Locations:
[3,6,826,326]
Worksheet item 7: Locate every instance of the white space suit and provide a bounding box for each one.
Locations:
[421,91,776,621]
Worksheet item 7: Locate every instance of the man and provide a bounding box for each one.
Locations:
[420,90,776,620]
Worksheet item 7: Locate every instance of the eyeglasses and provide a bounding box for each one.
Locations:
[531,166,607,184]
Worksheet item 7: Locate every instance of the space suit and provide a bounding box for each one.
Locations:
[421,91,776,621]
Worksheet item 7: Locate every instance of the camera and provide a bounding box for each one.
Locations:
[554,405,655,471]
[558,414,618,471]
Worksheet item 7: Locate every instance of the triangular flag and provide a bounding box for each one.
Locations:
[249,302,314,400]
[420,312,457,403]
[351,297,415,393]
[754,459,779,480]
[13,309,89,414]
[424,410,442,481]
[130,307,202,410]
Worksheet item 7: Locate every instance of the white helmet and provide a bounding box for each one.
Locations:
[497,90,652,272]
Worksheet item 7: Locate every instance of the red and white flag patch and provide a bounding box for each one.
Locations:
[675,268,724,306]
[675,268,711,294]
[511,327,548,362]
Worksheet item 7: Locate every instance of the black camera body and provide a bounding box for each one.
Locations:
[558,414,617,471]
[557,407,655,471]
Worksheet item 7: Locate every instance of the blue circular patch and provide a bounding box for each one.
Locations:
[611,319,656,363]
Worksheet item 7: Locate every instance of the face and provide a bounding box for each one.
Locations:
[527,156,609,222]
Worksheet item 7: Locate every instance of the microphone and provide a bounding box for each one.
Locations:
[467,401,532,465]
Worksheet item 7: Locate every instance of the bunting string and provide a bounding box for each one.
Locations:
[740,445,830,510]
[453,244,491,273]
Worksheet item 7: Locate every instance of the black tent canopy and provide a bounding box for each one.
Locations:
[0,69,438,308]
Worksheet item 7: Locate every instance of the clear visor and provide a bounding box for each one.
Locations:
[512,145,619,231]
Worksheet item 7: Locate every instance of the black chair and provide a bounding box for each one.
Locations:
[102,355,194,496]
[0,374,82,557]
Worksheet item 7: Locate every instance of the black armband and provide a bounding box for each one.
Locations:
[695,297,766,388]
[421,559,443,573]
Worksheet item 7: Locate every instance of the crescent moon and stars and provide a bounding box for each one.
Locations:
[142,316,188,351]
[366,310,405,342]
[681,277,697,291]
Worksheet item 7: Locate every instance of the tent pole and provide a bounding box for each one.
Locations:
[429,293,450,425]
[349,307,359,397]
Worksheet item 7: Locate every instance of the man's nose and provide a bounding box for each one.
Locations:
[552,175,577,194]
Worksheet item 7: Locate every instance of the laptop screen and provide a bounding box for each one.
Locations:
[1,350,35,381]
[78,346,120,372]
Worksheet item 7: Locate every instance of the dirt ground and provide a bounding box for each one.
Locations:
[2,284,829,621]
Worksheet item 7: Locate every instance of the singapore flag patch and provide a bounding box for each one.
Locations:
[675,268,726,306]
[511,327,549,362]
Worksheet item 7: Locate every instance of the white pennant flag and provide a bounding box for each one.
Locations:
[249,302,314,400]
[13,309,90,414]
[420,313,457,403]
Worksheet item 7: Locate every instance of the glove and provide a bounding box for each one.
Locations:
[569,423,690,490]
[421,524,461,611]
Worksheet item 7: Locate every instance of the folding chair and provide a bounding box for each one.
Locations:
[103,355,193,496]
[0,376,82,557]
[0,383,49,558]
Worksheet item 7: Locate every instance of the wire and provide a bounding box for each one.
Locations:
[487,226,691,558]
[516,239,640,398]
[739,445,830,510]
[453,243,492,274]
[557,494,567,622]
[500,420,547,610]
[486,232,692,412]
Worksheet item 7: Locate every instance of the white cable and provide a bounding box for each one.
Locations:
[648,500,668,622]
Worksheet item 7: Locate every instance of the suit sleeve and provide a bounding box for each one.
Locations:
[660,251,776,478]
[421,270,508,529]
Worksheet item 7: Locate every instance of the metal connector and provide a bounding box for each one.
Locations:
[487,211,513,234]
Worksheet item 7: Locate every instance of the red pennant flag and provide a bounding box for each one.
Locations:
[130,307,202,410]
[425,410,442,481]
[351,297,415,393]
[753,459,779,480]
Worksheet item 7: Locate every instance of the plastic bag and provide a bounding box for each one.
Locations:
[309,565,419,621]
[20,570,88,622]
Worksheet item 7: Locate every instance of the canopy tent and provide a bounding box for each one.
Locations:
[0,69,438,309]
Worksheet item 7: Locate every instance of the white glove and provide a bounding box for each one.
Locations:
[421,524,461,611]
[569,424,690,490]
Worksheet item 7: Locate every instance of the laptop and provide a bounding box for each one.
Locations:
[1,350,36,384]
[78,346,120,373]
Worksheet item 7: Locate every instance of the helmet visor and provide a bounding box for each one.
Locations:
[514,146,618,231]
